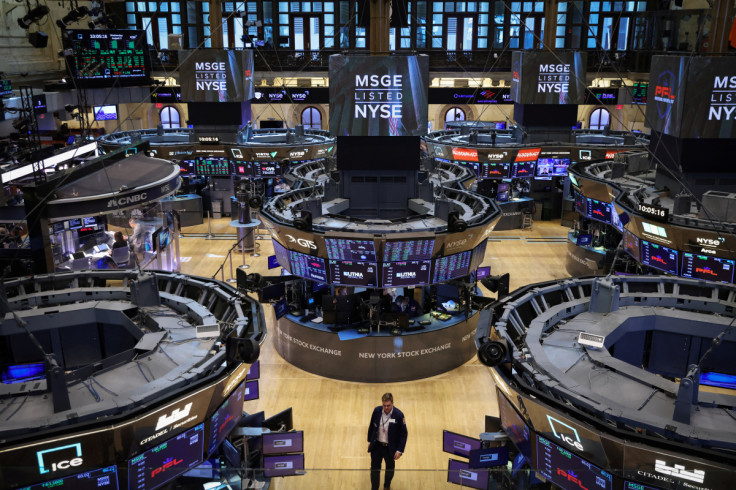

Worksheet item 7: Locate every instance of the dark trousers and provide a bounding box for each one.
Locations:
[370,443,395,489]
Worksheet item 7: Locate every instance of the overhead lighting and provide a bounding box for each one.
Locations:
[56,7,89,30]
[17,5,50,29]
[88,14,113,29]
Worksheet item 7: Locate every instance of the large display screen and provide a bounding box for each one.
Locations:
[382,260,431,287]
[511,161,535,178]
[469,240,487,272]
[383,239,435,261]
[66,30,150,86]
[535,435,613,490]
[510,51,587,105]
[442,430,481,458]
[329,54,429,136]
[207,380,245,456]
[128,423,205,490]
[498,392,532,458]
[0,79,12,97]
[447,458,489,490]
[646,56,686,137]
[180,49,254,102]
[93,105,118,121]
[252,161,283,178]
[263,453,305,477]
[194,157,231,176]
[632,81,648,105]
[272,240,292,271]
[586,198,612,224]
[640,240,679,275]
[289,251,328,282]
[325,238,377,261]
[574,191,585,214]
[481,162,511,180]
[536,158,570,177]
[21,467,119,490]
[263,431,304,455]
[681,253,735,284]
[329,260,378,287]
[623,229,641,261]
[432,251,472,283]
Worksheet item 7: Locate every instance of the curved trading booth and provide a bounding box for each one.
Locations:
[423,127,649,230]
[0,270,265,490]
[567,154,736,284]
[476,275,736,490]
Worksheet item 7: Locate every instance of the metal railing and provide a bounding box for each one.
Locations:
[212,233,252,283]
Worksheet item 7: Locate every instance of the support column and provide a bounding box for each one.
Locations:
[209,0,224,49]
[708,0,735,53]
[543,0,558,50]
[369,0,391,54]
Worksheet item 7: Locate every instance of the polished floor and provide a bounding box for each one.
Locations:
[174,218,571,488]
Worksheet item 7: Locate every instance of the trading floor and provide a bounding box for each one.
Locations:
[173,218,569,489]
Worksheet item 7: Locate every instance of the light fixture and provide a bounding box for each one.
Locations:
[56,7,89,30]
[17,5,50,29]
[88,14,113,29]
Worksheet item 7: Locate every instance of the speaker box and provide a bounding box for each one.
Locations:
[226,337,260,364]
[448,211,468,233]
[294,211,312,231]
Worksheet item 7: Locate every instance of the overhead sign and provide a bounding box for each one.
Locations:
[180,49,255,103]
[510,51,587,105]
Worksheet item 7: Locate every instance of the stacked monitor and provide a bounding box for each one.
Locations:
[443,431,489,489]
[207,381,246,456]
[382,239,434,287]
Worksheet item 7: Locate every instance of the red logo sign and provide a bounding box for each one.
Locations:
[695,267,717,277]
[452,148,479,162]
[514,148,541,162]
[604,150,620,159]
[654,85,675,100]
[151,457,183,478]
[651,255,667,265]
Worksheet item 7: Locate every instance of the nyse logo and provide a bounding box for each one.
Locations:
[37,443,83,474]
[696,237,722,247]
[286,234,317,250]
[654,460,705,484]
[155,402,193,431]
[446,239,467,249]
[546,415,584,451]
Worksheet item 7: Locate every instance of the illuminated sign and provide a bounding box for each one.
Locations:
[36,443,83,474]
[655,459,705,484]
[286,234,317,250]
[107,192,148,209]
[546,414,584,451]
[636,202,669,222]
[452,147,479,162]
[155,402,193,431]
[515,148,541,162]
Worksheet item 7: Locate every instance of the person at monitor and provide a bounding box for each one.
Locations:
[112,231,128,250]
[367,393,407,490]
[393,296,423,317]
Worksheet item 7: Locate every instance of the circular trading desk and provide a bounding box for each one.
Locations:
[274,310,481,382]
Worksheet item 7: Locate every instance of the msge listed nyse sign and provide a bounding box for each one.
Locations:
[354,74,403,119]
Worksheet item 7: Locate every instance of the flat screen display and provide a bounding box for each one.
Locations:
[382,260,431,287]
[32,94,47,114]
[442,430,481,458]
[325,238,377,261]
[681,253,735,283]
[640,239,679,275]
[383,239,435,261]
[0,79,12,97]
[535,434,613,490]
[476,266,491,279]
[69,218,83,229]
[510,51,587,105]
[511,161,535,178]
[252,162,283,178]
[329,260,378,287]
[632,81,648,105]
[273,298,288,320]
[52,221,66,234]
[497,392,532,458]
[263,431,304,455]
[536,158,570,177]
[611,207,624,232]
[625,482,661,490]
[93,105,118,121]
[272,240,291,272]
[233,162,253,177]
[180,49,254,102]
[447,458,489,490]
[481,162,511,180]
[624,229,640,261]
[246,360,260,380]
[289,251,328,282]
[586,197,612,224]
[22,466,120,490]
[244,379,259,401]
[194,157,231,176]
[268,255,280,269]
[128,423,205,490]
[574,191,585,213]
[263,453,305,477]
[469,240,487,272]
[207,380,245,455]
[432,251,472,283]
[66,29,150,86]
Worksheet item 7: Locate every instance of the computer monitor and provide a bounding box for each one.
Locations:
[469,446,508,469]
[267,255,280,269]
[260,282,286,302]
[262,407,293,432]
[246,360,260,380]
[442,430,481,458]
[244,380,259,401]
[239,411,265,428]
[476,266,491,280]
[222,439,242,471]
[447,458,489,490]
[274,298,289,319]
[263,453,305,477]
[263,431,304,455]
[208,380,246,456]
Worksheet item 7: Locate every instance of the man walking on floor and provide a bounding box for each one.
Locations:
[367,393,408,489]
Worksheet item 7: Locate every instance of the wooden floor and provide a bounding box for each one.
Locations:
[174,218,571,488]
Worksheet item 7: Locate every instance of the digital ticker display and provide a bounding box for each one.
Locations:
[681,253,735,284]
[640,240,679,275]
[194,157,231,176]
[535,435,613,490]
[66,30,150,86]
[383,239,435,261]
[289,251,328,283]
[128,423,204,490]
[511,161,535,178]
[208,380,246,456]
[325,238,377,261]
[481,162,511,180]
[632,81,648,105]
[586,198,612,224]
[625,482,661,490]
[382,260,431,287]
[329,260,378,287]
[432,251,472,283]
[20,467,120,490]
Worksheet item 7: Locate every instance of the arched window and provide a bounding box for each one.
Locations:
[301,107,322,130]
[160,106,180,129]
[589,108,610,131]
[445,107,466,125]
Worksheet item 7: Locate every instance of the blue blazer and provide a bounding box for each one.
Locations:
[367,406,408,455]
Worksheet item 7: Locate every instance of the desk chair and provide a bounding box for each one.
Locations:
[111,246,131,267]
[70,256,90,271]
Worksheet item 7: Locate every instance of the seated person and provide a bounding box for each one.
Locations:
[393,296,423,318]
[380,288,396,313]
[112,231,128,249]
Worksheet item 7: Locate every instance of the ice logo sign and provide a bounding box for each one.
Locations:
[546,414,584,451]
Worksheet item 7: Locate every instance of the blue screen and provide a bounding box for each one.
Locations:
[208,380,245,455]
[535,435,613,490]
[21,466,120,490]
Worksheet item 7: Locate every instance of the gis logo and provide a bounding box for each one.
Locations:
[37,443,83,474]
[546,415,584,451]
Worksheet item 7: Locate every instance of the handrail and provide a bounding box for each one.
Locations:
[212,233,250,282]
